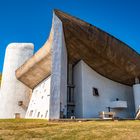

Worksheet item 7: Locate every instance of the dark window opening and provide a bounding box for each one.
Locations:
[45,110,48,118]
[93,87,99,96]
[37,112,40,117]
[71,110,74,113]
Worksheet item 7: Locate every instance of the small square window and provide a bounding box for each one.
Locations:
[92,87,99,96]
[45,110,48,118]
[37,112,40,117]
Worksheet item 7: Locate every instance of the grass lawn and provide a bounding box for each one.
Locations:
[0,119,140,140]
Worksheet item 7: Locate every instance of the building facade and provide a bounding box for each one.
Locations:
[0,10,140,119]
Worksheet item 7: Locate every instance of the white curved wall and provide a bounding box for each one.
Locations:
[74,60,135,118]
[0,43,34,118]
[133,84,140,112]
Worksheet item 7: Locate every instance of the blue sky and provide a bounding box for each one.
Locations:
[0,0,140,72]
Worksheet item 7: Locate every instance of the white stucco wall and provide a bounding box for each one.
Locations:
[25,76,51,119]
[133,84,140,112]
[74,62,83,118]
[49,13,67,119]
[0,43,34,118]
[74,60,135,118]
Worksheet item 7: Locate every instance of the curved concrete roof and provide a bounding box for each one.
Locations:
[16,10,140,89]
[55,10,140,86]
[16,33,52,89]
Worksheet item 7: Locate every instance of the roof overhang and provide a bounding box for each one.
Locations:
[15,33,52,89]
[16,10,140,89]
[55,10,140,86]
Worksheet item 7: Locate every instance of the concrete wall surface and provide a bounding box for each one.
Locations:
[74,60,135,118]
[49,12,67,119]
[25,76,51,119]
[73,61,83,118]
[133,84,140,112]
[0,43,34,118]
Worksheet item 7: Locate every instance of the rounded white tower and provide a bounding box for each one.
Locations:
[0,43,34,118]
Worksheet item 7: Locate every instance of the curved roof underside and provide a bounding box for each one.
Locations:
[55,10,140,86]
[16,34,52,89]
[16,10,140,89]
